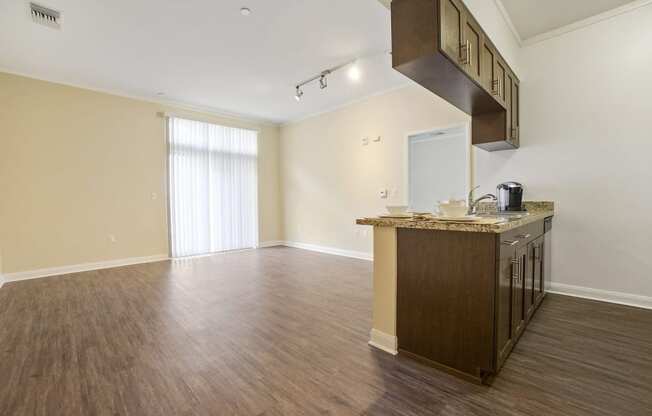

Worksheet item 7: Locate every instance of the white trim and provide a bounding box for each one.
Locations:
[522,0,652,46]
[493,0,523,46]
[0,68,279,127]
[258,240,285,248]
[0,274,5,289]
[368,329,398,355]
[376,0,391,10]
[3,254,169,283]
[282,241,373,261]
[549,282,652,311]
[404,122,472,211]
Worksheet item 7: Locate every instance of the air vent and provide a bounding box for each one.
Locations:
[30,3,61,29]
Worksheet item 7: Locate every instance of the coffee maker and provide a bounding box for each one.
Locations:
[496,182,524,212]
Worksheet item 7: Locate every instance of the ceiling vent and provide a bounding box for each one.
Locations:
[30,3,61,29]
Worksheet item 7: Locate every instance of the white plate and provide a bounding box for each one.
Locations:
[434,215,480,222]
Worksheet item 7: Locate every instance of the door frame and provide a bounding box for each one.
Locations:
[403,121,472,212]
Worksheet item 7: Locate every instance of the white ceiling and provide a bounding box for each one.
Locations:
[500,0,638,41]
[0,0,408,124]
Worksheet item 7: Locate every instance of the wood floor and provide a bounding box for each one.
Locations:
[0,247,651,416]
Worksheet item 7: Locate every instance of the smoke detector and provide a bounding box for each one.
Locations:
[29,3,61,29]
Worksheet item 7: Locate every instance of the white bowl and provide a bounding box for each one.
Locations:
[438,200,468,217]
[386,205,409,215]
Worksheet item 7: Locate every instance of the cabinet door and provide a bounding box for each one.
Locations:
[511,79,520,145]
[533,237,544,306]
[505,71,514,145]
[461,13,482,82]
[496,243,515,369]
[525,242,536,321]
[494,58,506,106]
[439,0,464,66]
[512,245,526,339]
[480,42,496,94]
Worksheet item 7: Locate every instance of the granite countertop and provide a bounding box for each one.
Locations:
[356,201,554,234]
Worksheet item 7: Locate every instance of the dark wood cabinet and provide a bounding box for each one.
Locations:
[397,219,549,384]
[525,236,545,322]
[392,0,519,151]
[439,0,464,65]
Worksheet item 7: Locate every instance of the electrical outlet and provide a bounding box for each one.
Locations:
[373,136,381,142]
[379,189,388,199]
[362,137,370,146]
[108,234,117,243]
[151,192,158,200]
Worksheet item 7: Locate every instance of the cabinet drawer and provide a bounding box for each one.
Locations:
[500,220,544,247]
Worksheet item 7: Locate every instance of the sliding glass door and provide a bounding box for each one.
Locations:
[168,117,258,257]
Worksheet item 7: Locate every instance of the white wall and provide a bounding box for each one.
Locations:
[475,4,652,298]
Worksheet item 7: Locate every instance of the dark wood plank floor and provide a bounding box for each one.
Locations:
[0,247,650,416]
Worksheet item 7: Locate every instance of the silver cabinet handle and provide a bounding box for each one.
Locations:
[459,40,471,66]
[468,41,472,67]
[511,258,520,281]
[516,233,531,239]
[502,240,519,246]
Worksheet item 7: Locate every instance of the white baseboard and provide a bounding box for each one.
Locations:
[368,329,398,355]
[283,241,373,261]
[549,282,652,310]
[3,254,170,283]
[257,240,285,248]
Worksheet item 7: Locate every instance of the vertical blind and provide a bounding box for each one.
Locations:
[168,117,258,258]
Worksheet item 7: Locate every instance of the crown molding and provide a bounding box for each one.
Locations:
[0,67,280,127]
[377,0,391,10]
[493,0,523,46]
[522,0,652,47]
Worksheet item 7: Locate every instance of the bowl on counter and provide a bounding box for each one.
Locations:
[385,205,409,215]
[437,200,468,218]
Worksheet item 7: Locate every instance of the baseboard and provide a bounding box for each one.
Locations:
[283,241,373,261]
[257,240,285,248]
[3,254,170,283]
[549,282,652,310]
[368,329,398,355]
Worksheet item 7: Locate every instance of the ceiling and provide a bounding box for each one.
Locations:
[500,0,638,41]
[0,0,408,124]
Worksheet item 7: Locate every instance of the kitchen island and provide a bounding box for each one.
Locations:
[357,202,554,384]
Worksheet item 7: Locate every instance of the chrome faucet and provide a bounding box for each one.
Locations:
[468,186,497,215]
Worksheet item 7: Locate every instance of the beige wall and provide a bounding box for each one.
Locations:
[280,85,469,253]
[0,72,281,274]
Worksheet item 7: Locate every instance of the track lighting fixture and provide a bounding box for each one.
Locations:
[319,73,328,89]
[294,86,304,101]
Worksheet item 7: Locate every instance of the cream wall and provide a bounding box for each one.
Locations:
[0,72,281,274]
[280,85,469,254]
[475,4,652,298]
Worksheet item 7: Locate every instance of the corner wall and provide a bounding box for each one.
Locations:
[0,72,282,275]
[279,85,469,254]
[475,4,652,298]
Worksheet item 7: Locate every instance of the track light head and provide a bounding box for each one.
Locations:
[319,74,328,90]
[294,86,304,101]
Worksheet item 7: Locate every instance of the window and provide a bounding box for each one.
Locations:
[168,117,258,257]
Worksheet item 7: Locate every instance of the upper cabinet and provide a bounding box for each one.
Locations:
[391,0,520,151]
